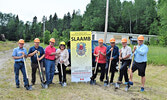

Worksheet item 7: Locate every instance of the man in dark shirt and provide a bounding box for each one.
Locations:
[105,38,119,84]
[28,38,45,85]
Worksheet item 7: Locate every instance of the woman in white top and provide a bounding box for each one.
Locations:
[56,41,69,86]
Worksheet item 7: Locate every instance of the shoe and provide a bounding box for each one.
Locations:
[44,84,48,89]
[63,82,67,87]
[49,82,55,84]
[110,82,115,85]
[124,82,128,85]
[16,85,20,88]
[140,87,144,92]
[129,81,133,85]
[117,81,122,84]
[25,85,32,90]
[31,83,35,85]
[59,82,62,84]
[125,85,129,91]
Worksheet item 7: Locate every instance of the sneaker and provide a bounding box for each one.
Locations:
[124,82,128,85]
[44,84,48,89]
[129,81,133,85]
[110,82,115,85]
[117,81,122,84]
[63,82,67,87]
[31,83,35,86]
[25,86,32,90]
[59,82,62,84]
[140,87,144,92]
[16,85,20,88]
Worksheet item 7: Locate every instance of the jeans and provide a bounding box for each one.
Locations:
[45,59,55,85]
[14,62,28,87]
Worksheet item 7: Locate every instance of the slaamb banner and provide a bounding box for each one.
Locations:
[70,31,92,82]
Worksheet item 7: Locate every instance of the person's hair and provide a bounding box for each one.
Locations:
[59,45,66,49]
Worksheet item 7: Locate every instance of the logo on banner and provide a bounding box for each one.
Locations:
[76,42,86,56]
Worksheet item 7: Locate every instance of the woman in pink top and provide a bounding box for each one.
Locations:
[90,39,106,85]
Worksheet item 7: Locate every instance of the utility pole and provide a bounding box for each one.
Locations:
[42,16,46,43]
[104,0,109,43]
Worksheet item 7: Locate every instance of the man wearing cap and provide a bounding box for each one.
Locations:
[118,38,132,87]
[105,38,119,84]
[12,39,31,90]
[90,39,107,84]
[129,35,148,92]
[28,38,45,85]
[45,38,57,86]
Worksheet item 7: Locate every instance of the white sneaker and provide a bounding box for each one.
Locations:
[63,82,67,87]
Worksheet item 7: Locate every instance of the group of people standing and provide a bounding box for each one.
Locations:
[12,38,69,90]
[90,35,148,92]
[12,35,148,92]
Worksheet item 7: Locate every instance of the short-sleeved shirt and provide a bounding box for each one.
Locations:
[94,46,107,64]
[28,46,45,63]
[134,44,148,63]
[45,45,56,60]
[12,47,27,62]
[121,45,132,60]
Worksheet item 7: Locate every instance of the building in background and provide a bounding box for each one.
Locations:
[92,31,157,45]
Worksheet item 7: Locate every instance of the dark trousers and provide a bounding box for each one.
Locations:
[57,63,67,82]
[31,62,45,84]
[91,63,106,81]
[14,62,28,87]
[118,60,131,82]
[106,60,117,83]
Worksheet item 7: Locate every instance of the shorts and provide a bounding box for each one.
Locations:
[132,61,147,77]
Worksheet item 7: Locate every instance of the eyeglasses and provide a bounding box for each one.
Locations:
[60,45,65,46]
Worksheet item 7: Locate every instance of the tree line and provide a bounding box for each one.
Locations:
[0,0,166,45]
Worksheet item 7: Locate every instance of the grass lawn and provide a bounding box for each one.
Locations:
[0,41,167,100]
[0,59,166,100]
[0,41,17,52]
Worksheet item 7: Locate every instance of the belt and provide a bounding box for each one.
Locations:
[45,59,55,61]
[15,61,24,63]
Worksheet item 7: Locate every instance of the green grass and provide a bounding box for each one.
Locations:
[117,44,167,66]
[147,46,167,66]
[0,59,167,100]
[0,41,17,52]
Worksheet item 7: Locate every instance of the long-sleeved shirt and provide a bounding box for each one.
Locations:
[106,45,119,61]
[134,44,148,63]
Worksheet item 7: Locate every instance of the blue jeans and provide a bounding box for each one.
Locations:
[45,59,55,85]
[14,62,28,87]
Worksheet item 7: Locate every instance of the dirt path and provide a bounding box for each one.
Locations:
[0,43,31,70]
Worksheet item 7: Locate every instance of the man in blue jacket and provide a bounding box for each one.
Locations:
[105,38,119,84]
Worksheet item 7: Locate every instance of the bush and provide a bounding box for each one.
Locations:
[149,37,158,45]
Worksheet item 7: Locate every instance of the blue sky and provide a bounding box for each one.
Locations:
[0,0,133,22]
